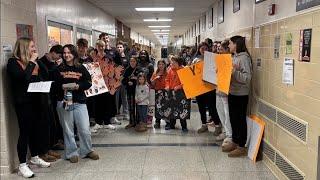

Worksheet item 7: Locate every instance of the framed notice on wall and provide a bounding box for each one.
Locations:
[299,28,312,62]
[218,0,224,24]
[274,35,280,59]
[286,33,293,54]
[233,0,240,13]
[209,8,213,28]
[296,0,320,11]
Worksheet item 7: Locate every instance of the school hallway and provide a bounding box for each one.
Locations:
[1,103,276,180]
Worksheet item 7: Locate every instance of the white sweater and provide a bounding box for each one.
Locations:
[135,84,150,105]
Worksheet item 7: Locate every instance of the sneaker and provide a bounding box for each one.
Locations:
[206,121,215,127]
[92,124,103,130]
[105,124,116,130]
[213,125,222,136]
[39,154,56,162]
[90,127,97,133]
[125,123,136,129]
[30,156,50,168]
[153,122,160,129]
[48,150,61,159]
[197,125,208,133]
[18,163,34,178]
[86,151,99,160]
[215,133,226,141]
[222,137,233,147]
[111,117,121,125]
[228,146,247,157]
[69,156,79,163]
[222,141,237,152]
[182,128,188,133]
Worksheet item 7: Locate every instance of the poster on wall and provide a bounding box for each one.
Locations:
[233,0,240,13]
[274,35,280,59]
[16,24,33,39]
[286,33,293,54]
[218,0,224,24]
[299,28,312,62]
[83,62,108,97]
[209,8,213,28]
[254,27,260,48]
[296,0,320,11]
[282,57,294,85]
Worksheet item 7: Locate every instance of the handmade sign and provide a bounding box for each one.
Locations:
[203,51,217,85]
[155,89,190,120]
[177,61,215,99]
[215,54,233,94]
[247,115,265,163]
[83,62,108,97]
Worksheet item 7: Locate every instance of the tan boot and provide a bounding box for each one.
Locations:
[212,125,222,136]
[197,125,208,133]
[228,146,247,157]
[48,150,61,159]
[222,141,237,152]
[125,123,135,129]
[69,156,79,163]
[86,151,99,160]
[39,154,57,162]
[135,124,147,132]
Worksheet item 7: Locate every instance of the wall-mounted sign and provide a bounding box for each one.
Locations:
[274,35,280,59]
[16,24,33,39]
[286,33,293,54]
[233,0,240,13]
[296,0,320,12]
[299,28,312,62]
[218,0,224,24]
[255,0,266,4]
[282,57,294,85]
[254,27,260,48]
[257,58,262,70]
[209,8,213,28]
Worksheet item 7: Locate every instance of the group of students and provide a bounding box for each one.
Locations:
[6,32,252,178]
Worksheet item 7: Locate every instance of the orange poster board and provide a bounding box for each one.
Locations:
[177,61,215,99]
[216,54,233,94]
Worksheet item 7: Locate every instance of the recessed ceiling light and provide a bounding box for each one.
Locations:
[154,33,169,35]
[135,7,174,12]
[148,26,171,28]
[143,19,172,22]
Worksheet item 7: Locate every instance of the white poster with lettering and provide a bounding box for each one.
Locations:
[27,81,53,93]
[203,51,217,85]
[282,58,294,85]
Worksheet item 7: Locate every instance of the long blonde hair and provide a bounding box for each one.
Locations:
[13,37,33,66]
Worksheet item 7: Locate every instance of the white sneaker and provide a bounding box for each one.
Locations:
[215,133,226,141]
[222,137,233,146]
[94,124,103,129]
[90,127,97,133]
[30,156,50,168]
[111,117,121,125]
[105,124,116,130]
[18,163,34,178]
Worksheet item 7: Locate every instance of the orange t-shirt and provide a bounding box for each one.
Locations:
[151,72,167,90]
[165,67,182,90]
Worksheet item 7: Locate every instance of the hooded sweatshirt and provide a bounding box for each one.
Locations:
[230,52,252,96]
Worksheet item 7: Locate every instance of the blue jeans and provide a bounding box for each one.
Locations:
[57,102,93,159]
[136,105,148,124]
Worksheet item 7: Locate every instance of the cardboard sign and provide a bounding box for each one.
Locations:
[216,54,233,94]
[203,51,217,85]
[83,62,109,97]
[177,61,215,99]
[247,115,265,163]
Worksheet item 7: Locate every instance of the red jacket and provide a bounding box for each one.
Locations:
[165,66,182,90]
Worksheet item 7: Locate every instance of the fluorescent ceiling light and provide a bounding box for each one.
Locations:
[148,26,171,28]
[154,33,169,35]
[151,29,170,32]
[135,7,174,12]
[143,19,172,22]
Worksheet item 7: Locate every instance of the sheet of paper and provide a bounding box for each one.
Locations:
[203,51,217,85]
[27,81,53,93]
[282,57,294,85]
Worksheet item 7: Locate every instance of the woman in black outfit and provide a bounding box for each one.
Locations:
[7,37,51,178]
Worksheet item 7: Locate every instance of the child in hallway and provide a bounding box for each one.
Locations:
[135,73,150,132]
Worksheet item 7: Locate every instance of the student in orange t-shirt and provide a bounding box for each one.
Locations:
[150,60,167,129]
[164,56,188,133]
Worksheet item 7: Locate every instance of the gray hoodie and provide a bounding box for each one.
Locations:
[135,84,150,105]
[230,52,252,96]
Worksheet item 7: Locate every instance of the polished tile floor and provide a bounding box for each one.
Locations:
[3,104,277,180]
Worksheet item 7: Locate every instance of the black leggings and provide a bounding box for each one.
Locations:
[95,92,116,125]
[196,90,220,125]
[14,103,45,163]
[228,94,248,147]
[127,91,136,125]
